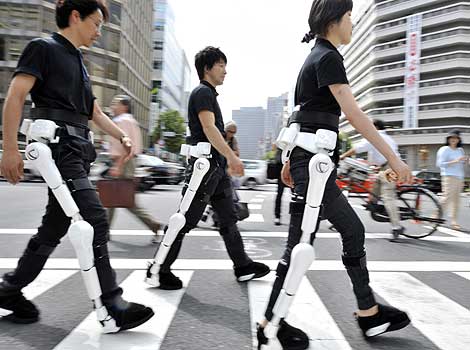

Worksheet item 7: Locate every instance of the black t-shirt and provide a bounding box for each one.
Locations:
[187,80,226,165]
[14,32,95,118]
[294,38,349,117]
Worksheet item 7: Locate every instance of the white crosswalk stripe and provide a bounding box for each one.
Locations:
[54,271,193,350]
[248,275,351,350]
[371,272,470,350]
[2,228,468,242]
[2,267,470,349]
[0,270,77,318]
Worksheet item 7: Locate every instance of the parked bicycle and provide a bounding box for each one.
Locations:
[336,157,445,239]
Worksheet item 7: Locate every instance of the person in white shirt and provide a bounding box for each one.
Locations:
[341,119,403,241]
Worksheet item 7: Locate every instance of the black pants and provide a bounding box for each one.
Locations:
[1,137,121,302]
[160,160,252,273]
[265,148,376,320]
[275,175,287,219]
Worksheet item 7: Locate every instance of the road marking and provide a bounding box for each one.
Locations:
[0,270,76,318]
[245,214,264,222]
[0,258,469,272]
[2,229,469,243]
[54,270,193,350]
[250,198,265,203]
[454,272,470,280]
[248,275,351,350]
[436,226,469,238]
[255,194,266,198]
[248,204,262,210]
[371,272,470,350]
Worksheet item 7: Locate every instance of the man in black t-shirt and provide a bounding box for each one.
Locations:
[147,47,269,290]
[0,0,153,331]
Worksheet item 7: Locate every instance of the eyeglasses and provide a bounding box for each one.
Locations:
[226,130,236,134]
[87,16,103,32]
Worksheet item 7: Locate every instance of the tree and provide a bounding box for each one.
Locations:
[151,110,186,154]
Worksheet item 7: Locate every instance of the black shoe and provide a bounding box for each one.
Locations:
[256,320,309,350]
[356,303,410,338]
[390,226,405,242]
[0,292,39,324]
[274,217,281,226]
[234,261,270,282]
[107,301,154,332]
[158,271,183,290]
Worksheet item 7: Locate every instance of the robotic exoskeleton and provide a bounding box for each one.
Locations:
[20,119,119,333]
[145,142,212,287]
[264,122,337,339]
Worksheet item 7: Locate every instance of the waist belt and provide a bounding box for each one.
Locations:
[57,124,90,139]
[180,142,212,158]
[31,108,89,128]
[288,110,339,131]
[276,123,337,163]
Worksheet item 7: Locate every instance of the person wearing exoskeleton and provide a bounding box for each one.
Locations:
[0,0,153,332]
[145,47,270,290]
[256,1,413,349]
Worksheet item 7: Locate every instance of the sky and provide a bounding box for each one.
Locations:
[170,0,368,120]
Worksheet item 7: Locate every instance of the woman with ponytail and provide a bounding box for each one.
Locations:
[256,1,412,348]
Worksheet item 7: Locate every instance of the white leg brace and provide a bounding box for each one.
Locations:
[25,142,119,333]
[265,152,334,338]
[146,143,211,287]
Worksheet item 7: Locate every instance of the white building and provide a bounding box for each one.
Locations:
[340,0,470,173]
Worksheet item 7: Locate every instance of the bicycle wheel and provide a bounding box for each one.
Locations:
[397,186,444,238]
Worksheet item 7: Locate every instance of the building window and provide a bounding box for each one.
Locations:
[94,29,120,53]
[0,4,39,31]
[7,39,27,61]
[153,60,163,70]
[0,37,5,60]
[109,1,121,26]
[0,69,13,94]
[154,41,164,50]
[42,9,56,34]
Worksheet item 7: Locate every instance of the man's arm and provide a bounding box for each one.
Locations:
[199,110,243,175]
[0,74,36,184]
[340,148,355,160]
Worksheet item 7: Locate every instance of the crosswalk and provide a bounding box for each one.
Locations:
[2,265,470,350]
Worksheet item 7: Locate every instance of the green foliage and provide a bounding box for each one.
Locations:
[263,150,276,160]
[151,110,186,153]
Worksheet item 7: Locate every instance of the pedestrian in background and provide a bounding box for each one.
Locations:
[273,146,286,225]
[224,120,240,157]
[108,95,162,242]
[436,129,467,230]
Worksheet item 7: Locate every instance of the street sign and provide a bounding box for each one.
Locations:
[162,131,176,137]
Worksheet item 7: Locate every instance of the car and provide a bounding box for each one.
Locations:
[240,159,267,190]
[0,149,43,182]
[412,170,442,193]
[136,154,185,188]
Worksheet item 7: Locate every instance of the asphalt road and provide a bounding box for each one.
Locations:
[1,181,470,350]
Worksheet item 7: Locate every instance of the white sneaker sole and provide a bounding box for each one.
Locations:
[365,322,391,337]
[237,273,255,282]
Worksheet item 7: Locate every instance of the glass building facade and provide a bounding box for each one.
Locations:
[0,0,153,146]
[152,0,191,129]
